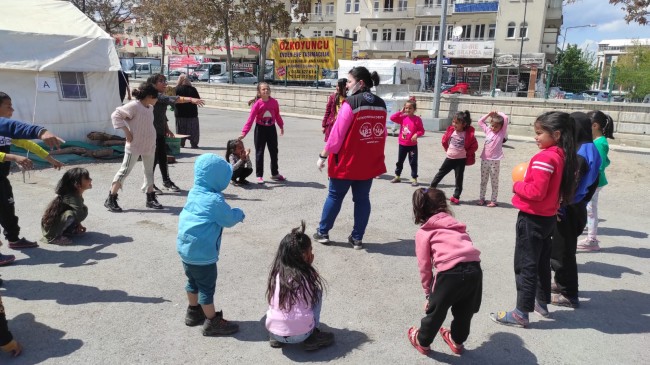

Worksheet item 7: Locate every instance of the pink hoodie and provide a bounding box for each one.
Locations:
[415,212,481,296]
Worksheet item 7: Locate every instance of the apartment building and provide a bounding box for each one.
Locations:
[595,38,650,90]
[290,0,562,91]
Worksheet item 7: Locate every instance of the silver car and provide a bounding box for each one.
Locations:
[210,71,258,84]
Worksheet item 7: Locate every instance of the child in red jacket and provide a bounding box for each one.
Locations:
[429,110,478,204]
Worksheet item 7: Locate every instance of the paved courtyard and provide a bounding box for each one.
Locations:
[2,107,649,364]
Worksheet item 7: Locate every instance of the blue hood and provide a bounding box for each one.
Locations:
[194,153,232,193]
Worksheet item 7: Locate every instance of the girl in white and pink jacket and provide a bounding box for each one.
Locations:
[407,188,482,356]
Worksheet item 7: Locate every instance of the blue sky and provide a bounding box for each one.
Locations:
[563,0,650,52]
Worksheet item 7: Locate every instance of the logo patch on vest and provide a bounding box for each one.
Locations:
[363,92,375,103]
[373,123,385,137]
[359,122,373,138]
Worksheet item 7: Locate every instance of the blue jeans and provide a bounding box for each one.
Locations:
[183,262,218,305]
[318,178,373,241]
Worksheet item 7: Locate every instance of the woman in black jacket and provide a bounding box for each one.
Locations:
[174,75,202,148]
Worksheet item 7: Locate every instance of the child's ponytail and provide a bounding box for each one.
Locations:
[587,110,615,139]
[412,188,452,224]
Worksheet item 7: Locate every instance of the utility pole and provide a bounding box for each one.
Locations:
[432,0,448,119]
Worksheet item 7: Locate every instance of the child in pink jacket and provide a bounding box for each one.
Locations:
[389,97,425,186]
[407,188,482,356]
[477,111,508,207]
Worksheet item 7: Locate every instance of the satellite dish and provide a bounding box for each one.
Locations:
[452,26,463,37]
[355,26,364,33]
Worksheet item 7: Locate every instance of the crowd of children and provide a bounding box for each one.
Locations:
[0,74,620,358]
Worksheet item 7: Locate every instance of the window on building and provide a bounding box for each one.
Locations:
[434,25,440,40]
[373,0,380,11]
[384,0,394,11]
[59,72,88,100]
[372,29,378,41]
[507,22,516,38]
[326,2,334,15]
[461,25,471,40]
[344,29,350,38]
[345,0,351,13]
[519,22,528,38]
[436,0,442,6]
[325,30,334,36]
[416,25,432,41]
[447,25,453,40]
[353,31,358,42]
[382,28,392,41]
[424,0,434,6]
[396,28,406,41]
[474,24,485,40]
[398,0,408,11]
[313,30,322,37]
[354,0,360,12]
[488,23,496,39]
[315,2,322,15]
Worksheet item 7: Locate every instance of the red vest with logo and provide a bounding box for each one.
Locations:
[328,91,387,180]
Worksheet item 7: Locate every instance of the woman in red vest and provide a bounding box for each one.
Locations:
[314,66,387,250]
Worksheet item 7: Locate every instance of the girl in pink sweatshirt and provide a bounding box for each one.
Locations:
[408,188,482,356]
[265,221,334,351]
[477,111,509,207]
[390,97,425,186]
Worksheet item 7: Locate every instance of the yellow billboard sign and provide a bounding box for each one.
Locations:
[270,36,351,81]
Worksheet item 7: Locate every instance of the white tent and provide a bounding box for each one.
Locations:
[338,60,426,92]
[0,0,122,141]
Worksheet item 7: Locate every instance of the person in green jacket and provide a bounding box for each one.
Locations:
[41,168,92,245]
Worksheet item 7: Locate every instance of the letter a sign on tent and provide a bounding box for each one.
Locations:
[36,77,58,92]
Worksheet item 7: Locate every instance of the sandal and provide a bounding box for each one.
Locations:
[476,199,485,206]
[487,201,498,207]
[439,327,464,355]
[71,224,87,235]
[407,327,430,355]
[489,310,528,328]
[48,236,73,246]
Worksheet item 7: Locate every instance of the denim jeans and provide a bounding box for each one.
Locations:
[270,291,322,344]
[183,262,218,305]
[318,178,373,241]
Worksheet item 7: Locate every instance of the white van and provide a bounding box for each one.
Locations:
[192,62,227,82]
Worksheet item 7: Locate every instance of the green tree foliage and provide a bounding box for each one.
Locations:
[554,45,600,92]
[614,44,650,99]
[69,0,133,35]
[238,0,293,81]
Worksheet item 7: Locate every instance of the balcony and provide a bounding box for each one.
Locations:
[546,6,562,20]
[413,41,440,52]
[358,40,414,51]
[415,4,454,17]
[291,12,337,23]
[453,1,498,13]
[362,7,415,19]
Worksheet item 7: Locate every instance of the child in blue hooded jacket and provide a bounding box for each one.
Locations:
[177,153,245,337]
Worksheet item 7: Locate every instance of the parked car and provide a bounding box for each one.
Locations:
[314,70,339,88]
[581,90,609,101]
[563,92,585,101]
[192,62,227,81]
[441,82,469,94]
[643,94,650,103]
[209,71,258,84]
[548,86,565,99]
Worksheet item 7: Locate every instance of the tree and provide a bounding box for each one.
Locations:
[553,45,600,92]
[132,0,191,72]
[238,0,293,82]
[609,0,649,25]
[614,44,650,99]
[68,0,133,35]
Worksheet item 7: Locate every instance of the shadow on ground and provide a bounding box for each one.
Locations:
[578,261,642,278]
[364,238,415,257]
[1,279,169,305]
[598,227,648,239]
[601,246,650,259]
[426,332,538,365]
[8,313,83,364]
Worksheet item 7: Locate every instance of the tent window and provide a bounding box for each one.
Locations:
[59,72,88,100]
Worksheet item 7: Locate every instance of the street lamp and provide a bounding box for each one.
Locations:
[560,24,597,52]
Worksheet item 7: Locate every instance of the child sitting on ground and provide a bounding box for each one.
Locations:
[225,139,253,186]
[477,111,508,207]
[266,221,334,351]
[41,168,92,245]
[177,154,245,336]
[408,188,482,356]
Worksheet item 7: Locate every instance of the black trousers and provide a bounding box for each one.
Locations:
[395,145,418,178]
[417,262,482,347]
[254,124,279,178]
[0,176,20,242]
[430,157,466,199]
[231,167,253,182]
[514,212,556,312]
[550,203,587,298]
[153,134,171,184]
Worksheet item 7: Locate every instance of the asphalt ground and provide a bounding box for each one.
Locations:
[1,107,649,364]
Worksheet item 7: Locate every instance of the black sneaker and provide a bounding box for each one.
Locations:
[313,231,330,244]
[152,184,163,195]
[163,181,181,192]
[303,328,334,351]
[104,193,123,212]
[202,311,239,336]
[269,335,285,348]
[146,192,163,209]
[348,235,363,250]
[8,237,39,249]
[185,305,205,326]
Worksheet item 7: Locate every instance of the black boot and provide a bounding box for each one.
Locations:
[146,192,163,209]
[104,192,123,212]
